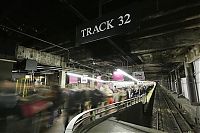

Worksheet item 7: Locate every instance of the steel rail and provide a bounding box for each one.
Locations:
[161,90,192,133]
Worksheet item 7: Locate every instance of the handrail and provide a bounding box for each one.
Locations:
[65,84,156,133]
[65,95,145,133]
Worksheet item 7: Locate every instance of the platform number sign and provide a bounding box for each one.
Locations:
[133,72,145,81]
[118,14,131,26]
[76,3,135,44]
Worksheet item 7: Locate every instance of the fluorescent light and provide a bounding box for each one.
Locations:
[25,75,31,79]
[42,72,54,75]
[50,68,62,70]
[67,72,136,83]
[116,69,139,83]
[37,68,44,70]
[67,72,105,82]
[0,58,16,63]
[85,77,104,82]
[49,67,58,68]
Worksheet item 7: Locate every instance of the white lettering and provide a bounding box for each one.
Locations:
[80,18,116,38]
[99,22,106,31]
[92,25,100,34]
[106,19,114,29]
[86,28,92,36]
[81,29,87,37]
[124,14,131,24]
[118,16,123,26]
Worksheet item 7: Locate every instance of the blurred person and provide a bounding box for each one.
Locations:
[84,100,91,111]
[120,88,127,101]
[47,85,64,127]
[90,89,106,109]
[63,90,83,130]
[113,89,120,103]
[107,94,114,104]
[126,88,131,99]
[0,80,19,110]
[0,80,16,93]
[0,80,19,133]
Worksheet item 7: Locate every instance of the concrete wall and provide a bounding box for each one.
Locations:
[115,87,155,127]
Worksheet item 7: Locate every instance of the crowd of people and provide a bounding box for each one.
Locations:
[62,84,149,129]
[0,80,150,133]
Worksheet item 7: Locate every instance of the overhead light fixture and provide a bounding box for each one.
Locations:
[0,58,16,63]
[67,72,106,82]
[37,68,44,70]
[42,72,54,75]
[67,72,139,84]
[50,68,62,71]
[86,77,104,82]
[116,69,139,83]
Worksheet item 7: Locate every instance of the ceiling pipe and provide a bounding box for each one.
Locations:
[40,40,71,52]
[0,24,95,72]
[140,2,200,22]
[0,24,72,65]
[0,24,70,52]
[128,15,200,41]
[122,56,128,70]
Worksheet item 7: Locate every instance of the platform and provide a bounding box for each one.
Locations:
[87,117,164,133]
[42,113,65,133]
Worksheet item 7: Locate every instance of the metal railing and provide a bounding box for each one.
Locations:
[65,94,147,133]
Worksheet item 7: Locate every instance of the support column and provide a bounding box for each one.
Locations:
[170,73,174,91]
[184,62,199,104]
[174,70,179,93]
[59,70,66,89]
[168,76,172,90]
[172,71,177,93]
[176,69,182,95]
[44,74,47,86]
[90,75,95,88]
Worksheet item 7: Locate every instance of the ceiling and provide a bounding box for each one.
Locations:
[0,0,200,80]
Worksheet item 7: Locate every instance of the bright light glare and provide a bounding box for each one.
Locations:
[86,77,104,82]
[67,72,104,82]
[116,69,139,83]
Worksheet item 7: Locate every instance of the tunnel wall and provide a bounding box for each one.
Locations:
[116,89,156,128]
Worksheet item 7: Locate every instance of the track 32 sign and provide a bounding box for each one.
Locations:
[76,4,135,44]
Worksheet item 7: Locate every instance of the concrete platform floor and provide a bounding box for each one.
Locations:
[87,117,164,133]
[42,114,65,133]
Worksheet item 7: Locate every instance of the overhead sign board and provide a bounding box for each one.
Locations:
[132,72,145,81]
[76,3,136,44]
[81,77,88,83]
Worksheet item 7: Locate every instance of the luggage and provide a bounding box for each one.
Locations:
[20,100,53,117]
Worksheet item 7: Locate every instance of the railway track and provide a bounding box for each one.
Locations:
[156,87,193,133]
[153,87,164,131]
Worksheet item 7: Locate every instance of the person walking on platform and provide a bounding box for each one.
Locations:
[47,85,64,127]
